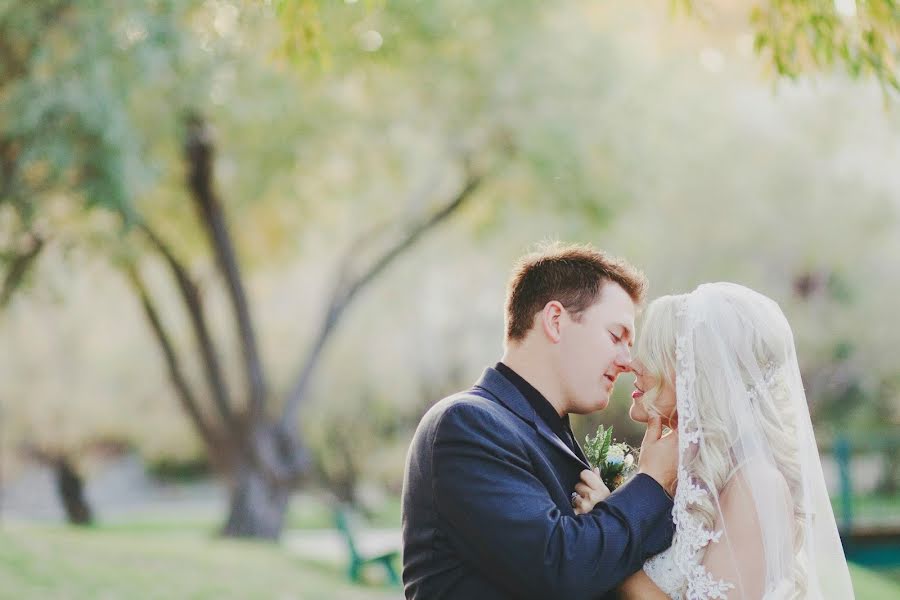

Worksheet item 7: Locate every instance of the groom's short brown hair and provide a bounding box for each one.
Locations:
[505,242,646,342]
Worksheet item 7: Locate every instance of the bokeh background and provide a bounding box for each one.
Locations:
[1,0,899,597]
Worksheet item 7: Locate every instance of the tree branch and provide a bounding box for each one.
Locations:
[279,169,485,432]
[138,222,237,433]
[329,168,444,294]
[183,114,267,420]
[123,262,218,451]
[0,233,44,308]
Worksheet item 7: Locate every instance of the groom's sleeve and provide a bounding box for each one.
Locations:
[432,403,674,600]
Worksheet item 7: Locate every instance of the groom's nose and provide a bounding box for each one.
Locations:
[613,347,632,372]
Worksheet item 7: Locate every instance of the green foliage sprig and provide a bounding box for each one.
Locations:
[584,425,638,490]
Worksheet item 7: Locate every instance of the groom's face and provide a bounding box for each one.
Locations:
[559,282,635,415]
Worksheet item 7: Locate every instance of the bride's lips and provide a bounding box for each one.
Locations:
[631,386,645,400]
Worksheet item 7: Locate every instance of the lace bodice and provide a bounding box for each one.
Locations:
[644,544,735,600]
[645,547,802,599]
[644,546,685,598]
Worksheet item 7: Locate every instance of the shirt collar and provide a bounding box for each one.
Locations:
[495,362,570,437]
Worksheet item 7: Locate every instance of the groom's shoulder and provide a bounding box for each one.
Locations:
[417,387,513,438]
[424,387,504,422]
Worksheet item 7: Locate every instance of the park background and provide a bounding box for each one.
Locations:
[1,0,899,597]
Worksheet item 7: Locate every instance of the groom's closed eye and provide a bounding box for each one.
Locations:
[610,326,634,347]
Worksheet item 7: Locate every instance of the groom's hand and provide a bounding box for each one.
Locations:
[637,413,678,497]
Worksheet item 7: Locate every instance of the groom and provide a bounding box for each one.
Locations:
[401,243,678,599]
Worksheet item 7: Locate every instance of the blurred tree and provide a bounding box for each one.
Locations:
[19,444,94,526]
[53,455,93,525]
[747,0,900,93]
[279,0,900,93]
[0,0,190,526]
[666,1,899,93]
[3,0,627,538]
[0,0,491,538]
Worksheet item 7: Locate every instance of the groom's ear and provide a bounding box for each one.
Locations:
[540,300,564,344]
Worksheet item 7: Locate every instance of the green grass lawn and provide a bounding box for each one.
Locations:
[86,494,401,535]
[1,520,898,599]
[850,563,900,599]
[831,492,900,525]
[0,523,400,600]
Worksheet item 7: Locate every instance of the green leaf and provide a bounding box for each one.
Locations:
[584,424,616,470]
[600,426,613,466]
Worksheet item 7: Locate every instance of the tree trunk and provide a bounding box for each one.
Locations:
[222,460,291,540]
[55,458,92,525]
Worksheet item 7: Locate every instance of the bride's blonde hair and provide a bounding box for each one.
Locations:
[636,290,808,598]
[632,294,683,420]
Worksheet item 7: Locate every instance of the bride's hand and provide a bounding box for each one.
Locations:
[571,467,610,515]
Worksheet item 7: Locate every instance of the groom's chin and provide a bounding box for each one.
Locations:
[570,396,609,415]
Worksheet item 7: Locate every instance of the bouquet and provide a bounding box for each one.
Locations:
[584,425,638,491]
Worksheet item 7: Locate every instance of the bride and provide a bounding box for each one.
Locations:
[585,283,855,599]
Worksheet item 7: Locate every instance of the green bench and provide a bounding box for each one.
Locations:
[334,506,401,586]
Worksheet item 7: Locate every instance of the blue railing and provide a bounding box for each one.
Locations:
[826,432,900,568]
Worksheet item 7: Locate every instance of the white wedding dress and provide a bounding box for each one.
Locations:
[636,283,854,599]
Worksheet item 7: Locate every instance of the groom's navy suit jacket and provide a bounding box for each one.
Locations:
[401,367,674,600]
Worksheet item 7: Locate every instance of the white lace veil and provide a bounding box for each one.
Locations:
[653,283,854,599]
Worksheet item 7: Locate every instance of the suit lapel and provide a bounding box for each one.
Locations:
[473,368,591,470]
[571,435,590,465]
[532,416,591,469]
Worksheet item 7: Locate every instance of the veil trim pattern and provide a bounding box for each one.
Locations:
[668,295,735,600]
